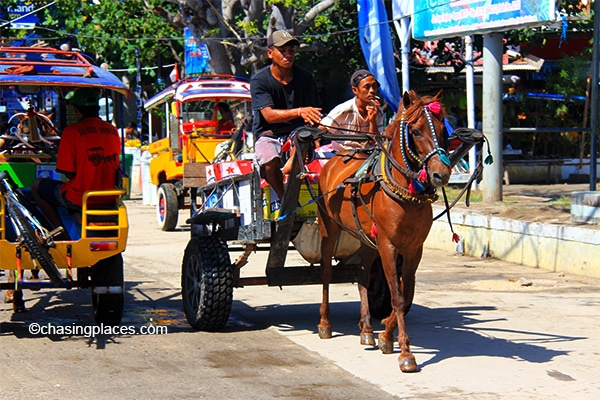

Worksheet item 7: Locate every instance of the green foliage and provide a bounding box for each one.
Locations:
[546,54,591,98]
[3,0,182,86]
[2,0,367,110]
[294,1,366,110]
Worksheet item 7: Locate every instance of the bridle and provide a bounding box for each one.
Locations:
[378,101,450,204]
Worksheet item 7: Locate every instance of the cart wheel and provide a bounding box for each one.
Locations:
[181,236,233,331]
[157,183,178,231]
[90,253,124,326]
[367,255,404,319]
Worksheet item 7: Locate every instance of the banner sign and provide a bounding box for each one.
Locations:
[184,27,211,76]
[413,0,557,40]
[6,1,42,30]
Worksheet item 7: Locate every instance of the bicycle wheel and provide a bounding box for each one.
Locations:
[6,201,64,285]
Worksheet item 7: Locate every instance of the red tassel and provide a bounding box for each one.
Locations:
[452,232,460,243]
[281,139,291,152]
[370,222,377,238]
[408,180,416,195]
[418,166,427,182]
[425,102,441,114]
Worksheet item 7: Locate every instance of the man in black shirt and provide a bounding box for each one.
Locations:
[251,29,322,198]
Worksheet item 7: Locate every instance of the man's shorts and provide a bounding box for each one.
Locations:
[254,135,286,167]
[36,178,81,212]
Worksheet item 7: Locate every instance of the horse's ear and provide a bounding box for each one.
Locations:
[402,91,412,109]
[433,89,444,101]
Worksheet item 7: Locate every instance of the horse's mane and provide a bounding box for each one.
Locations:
[383,90,445,139]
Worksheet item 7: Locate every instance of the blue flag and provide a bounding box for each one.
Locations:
[357,0,401,112]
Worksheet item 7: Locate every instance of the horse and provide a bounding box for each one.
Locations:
[317,90,452,373]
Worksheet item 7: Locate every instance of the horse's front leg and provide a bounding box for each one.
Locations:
[378,247,419,372]
[357,247,377,346]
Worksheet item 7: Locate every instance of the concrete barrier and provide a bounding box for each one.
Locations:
[571,191,600,224]
[426,205,600,279]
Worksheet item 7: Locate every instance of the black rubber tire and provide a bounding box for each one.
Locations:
[181,236,233,331]
[156,183,179,231]
[90,253,124,326]
[6,201,63,285]
[367,255,404,319]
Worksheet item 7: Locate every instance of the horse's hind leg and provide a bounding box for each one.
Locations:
[357,247,377,346]
[317,216,339,339]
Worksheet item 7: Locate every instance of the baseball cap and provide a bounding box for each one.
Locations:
[350,69,375,87]
[65,87,99,107]
[267,30,300,48]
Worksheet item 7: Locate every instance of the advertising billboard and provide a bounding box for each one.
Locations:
[413,0,557,40]
[6,0,44,30]
[184,28,211,76]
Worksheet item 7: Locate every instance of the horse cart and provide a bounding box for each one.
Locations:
[181,90,487,373]
[0,46,130,325]
[181,91,483,341]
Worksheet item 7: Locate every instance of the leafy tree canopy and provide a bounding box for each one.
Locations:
[2,1,367,108]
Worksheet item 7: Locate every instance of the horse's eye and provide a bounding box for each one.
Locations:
[411,128,422,137]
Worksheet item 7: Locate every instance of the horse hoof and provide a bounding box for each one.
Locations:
[4,290,14,304]
[360,333,375,346]
[399,356,419,373]
[378,337,394,354]
[318,327,332,339]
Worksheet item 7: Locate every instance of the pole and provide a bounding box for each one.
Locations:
[589,0,599,190]
[481,33,503,202]
[393,17,411,94]
[464,35,478,189]
[135,47,143,140]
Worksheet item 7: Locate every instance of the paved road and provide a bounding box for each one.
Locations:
[1,199,600,399]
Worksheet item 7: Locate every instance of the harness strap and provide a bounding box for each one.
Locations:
[377,151,438,204]
[348,176,378,249]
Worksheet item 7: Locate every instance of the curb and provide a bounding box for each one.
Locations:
[426,205,600,279]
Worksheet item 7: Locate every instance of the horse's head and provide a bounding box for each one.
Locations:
[385,90,452,191]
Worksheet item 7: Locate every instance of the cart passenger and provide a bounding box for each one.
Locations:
[251,29,322,199]
[31,87,121,240]
[216,102,236,133]
[320,69,383,151]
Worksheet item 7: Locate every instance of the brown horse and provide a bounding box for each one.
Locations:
[317,90,452,373]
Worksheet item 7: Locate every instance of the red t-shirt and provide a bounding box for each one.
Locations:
[57,117,121,207]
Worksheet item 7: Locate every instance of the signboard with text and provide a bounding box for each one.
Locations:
[6,1,43,30]
[184,27,211,76]
[413,0,556,40]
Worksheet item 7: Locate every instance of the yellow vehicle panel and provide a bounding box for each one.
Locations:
[0,190,128,270]
[149,132,229,186]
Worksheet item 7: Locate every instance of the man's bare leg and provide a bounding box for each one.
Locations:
[262,158,284,199]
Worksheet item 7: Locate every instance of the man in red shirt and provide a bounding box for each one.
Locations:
[32,87,121,239]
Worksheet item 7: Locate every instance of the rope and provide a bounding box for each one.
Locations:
[318,123,379,137]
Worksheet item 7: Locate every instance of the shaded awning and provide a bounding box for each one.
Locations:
[425,54,545,74]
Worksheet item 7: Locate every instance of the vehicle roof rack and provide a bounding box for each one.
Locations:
[0,46,129,96]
